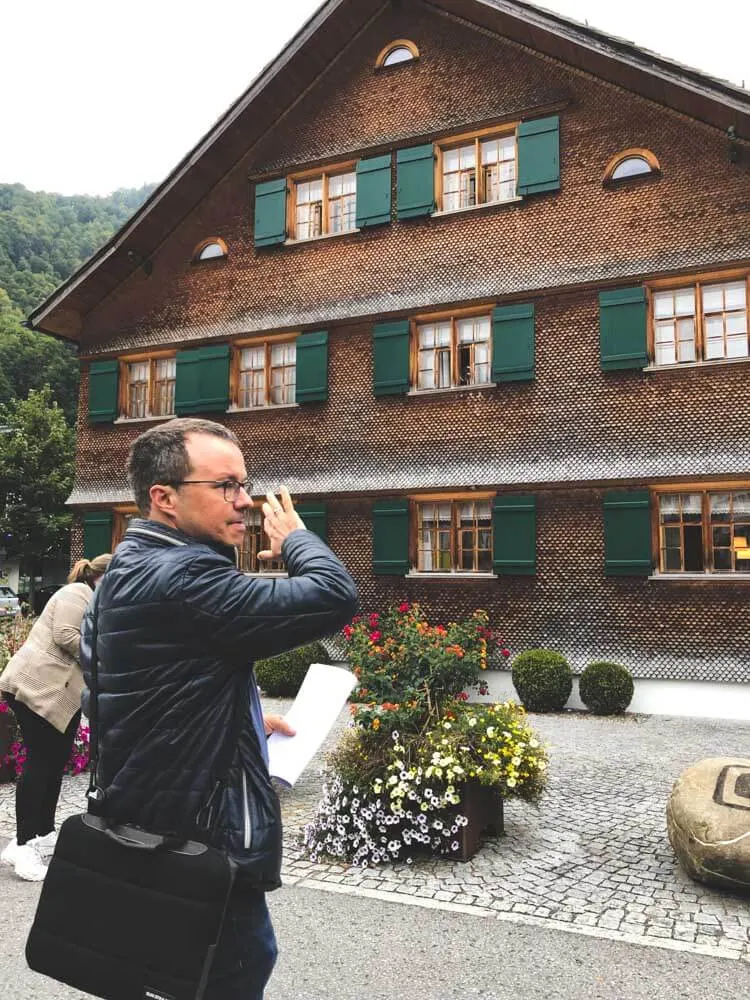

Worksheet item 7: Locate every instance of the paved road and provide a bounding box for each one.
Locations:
[1,871,747,1000]
[2,702,749,981]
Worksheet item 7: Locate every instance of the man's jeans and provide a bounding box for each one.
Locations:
[205,889,278,1000]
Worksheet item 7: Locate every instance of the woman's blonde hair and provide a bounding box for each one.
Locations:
[68,553,112,587]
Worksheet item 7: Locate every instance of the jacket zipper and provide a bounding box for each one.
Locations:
[241,770,252,849]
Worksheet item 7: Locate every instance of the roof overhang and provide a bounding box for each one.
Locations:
[29,0,750,341]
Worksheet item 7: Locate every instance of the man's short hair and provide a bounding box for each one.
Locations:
[128,418,240,516]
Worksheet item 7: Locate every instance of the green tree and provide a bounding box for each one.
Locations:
[0,387,75,606]
[0,289,79,423]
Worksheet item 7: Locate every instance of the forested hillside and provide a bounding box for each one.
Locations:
[0,182,154,423]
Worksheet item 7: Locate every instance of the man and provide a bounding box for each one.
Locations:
[80,417,358,999]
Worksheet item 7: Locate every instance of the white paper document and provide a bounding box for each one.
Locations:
[266,662,357,787]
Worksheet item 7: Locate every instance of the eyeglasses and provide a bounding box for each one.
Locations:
[175,478,253,502]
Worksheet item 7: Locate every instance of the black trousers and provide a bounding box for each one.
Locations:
[5,694,80,846]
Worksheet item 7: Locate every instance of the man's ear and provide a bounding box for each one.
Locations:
[148,484,178,520]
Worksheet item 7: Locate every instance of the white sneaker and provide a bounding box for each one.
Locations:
[14,842,48,882]
[1,837,19,867]
[30,830,57,859]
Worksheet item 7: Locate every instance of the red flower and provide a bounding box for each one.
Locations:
[369,613,380,626]
[435,625,447,636]
[342,625,354,639]
[501,648,510,658]
[352,615,361,624]
[398,602,410,613]
[369,630,382,643]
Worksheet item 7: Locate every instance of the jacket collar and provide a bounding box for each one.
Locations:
[125,518,237,563]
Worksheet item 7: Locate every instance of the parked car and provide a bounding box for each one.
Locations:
[15,584,63,616]
[0,585,21,618]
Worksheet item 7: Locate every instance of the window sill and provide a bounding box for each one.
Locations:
[114,414,176,425]
[285,228,360,246]
[432,198,522,219]
[643,356,750,373]
[407,383,496,398]
[242,572,288,578]
[406,571,498,580]
[648,573,750,582]
[227,403,299,413]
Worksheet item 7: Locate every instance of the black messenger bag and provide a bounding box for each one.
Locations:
[25,604,240,1000]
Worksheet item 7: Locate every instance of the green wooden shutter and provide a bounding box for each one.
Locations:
[603,490,652,576]
[517,116,560,196]
[396,145,435,219]
[373,319,410,396]
[599,287,648,370]
[296,503,327,544]
[493,495,536,575]
[296,330,328,403]
[492,303,535,382]
[356,155,392,228]
[254,178,287,248]
[372,499,410,575]
[175,344,230,415]
[83,511,113,559]
[88,360,119,423]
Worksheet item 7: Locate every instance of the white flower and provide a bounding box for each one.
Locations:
[507,777,517,788]
[529,738,539,748]
[511,757,521,767]
[486,726,496,737]
[468,717,477,727]
[443,721,452,730]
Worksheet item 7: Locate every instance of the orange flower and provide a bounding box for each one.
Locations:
[372,718,381,731]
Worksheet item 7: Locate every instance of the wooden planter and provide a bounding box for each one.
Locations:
[457,781,505,861]
[0,709,16,784]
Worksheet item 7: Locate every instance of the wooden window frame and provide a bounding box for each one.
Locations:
[237,508,286,575]
[409,492,495,575]
[410,305,493,391]
[112,505,139,549]
[646,268,750,368]
[651,482,750,575]
[192,237,228,263]
[229,334,298,410]
[434,125,518,214]
[603,148,660,185]
[118,351,176,420]
[287,160,358,241]
[375,39,420,69]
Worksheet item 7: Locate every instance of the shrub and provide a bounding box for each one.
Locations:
[579,661,634,715]
[255,641,329,697]
[511,649,572,712]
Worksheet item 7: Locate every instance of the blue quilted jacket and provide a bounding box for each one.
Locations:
[80,518,358,891]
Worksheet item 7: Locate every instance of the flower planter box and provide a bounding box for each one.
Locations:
[0,709,16,784]
[457,781,505,862]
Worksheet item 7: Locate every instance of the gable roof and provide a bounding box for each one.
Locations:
[29,0,750,341]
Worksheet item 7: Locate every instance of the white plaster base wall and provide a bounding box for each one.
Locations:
[473,671,750,722]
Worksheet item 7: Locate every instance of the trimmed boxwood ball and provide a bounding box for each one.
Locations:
[255,641,329,698]
[511,649,572,712]
[579,661,634,715]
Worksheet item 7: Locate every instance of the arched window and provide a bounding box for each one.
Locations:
[376,39,419,69]
[193,238,228,262]
[604,149,660,184]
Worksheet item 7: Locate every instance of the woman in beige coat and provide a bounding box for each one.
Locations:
[0,554,111,881]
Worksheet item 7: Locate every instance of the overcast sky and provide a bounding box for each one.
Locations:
[2,0,748,196]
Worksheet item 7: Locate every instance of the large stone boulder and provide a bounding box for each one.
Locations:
[667,757,750,893]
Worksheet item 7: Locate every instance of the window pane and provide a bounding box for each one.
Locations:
[684,525,704,570]
[611,156,652,180]
[653,292,674,319]
[724,281,746,310]
[726,312,748,335]
[710,493,731,520]
[682,494,702,520]
[702,284,725,313]
[383,46,414,66]
[443,149,459,173]
[727,336,749,358]
[198,242,225,260]
[675,289,696,316]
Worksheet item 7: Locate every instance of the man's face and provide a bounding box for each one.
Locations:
[167,433,251,548]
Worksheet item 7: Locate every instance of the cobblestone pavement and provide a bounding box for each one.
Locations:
[2,703,748,963]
